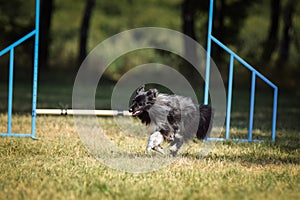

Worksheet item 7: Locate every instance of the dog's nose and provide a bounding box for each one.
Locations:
[129,108,133,112]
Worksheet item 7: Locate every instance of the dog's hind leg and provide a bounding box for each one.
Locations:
[146,131,165,154]
[169,134,183,156]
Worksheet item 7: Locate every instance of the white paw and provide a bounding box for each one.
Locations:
[146,131,164,153]
[153,146,165,154]
[169,143,178,152]
[174,133,183,139]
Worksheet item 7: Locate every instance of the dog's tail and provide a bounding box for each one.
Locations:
[196,104,213,140]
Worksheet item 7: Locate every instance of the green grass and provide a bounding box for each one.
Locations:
[0,101,300,199]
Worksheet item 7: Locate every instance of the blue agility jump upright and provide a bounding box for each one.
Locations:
[0,0,40,139]
[204,0,278,142]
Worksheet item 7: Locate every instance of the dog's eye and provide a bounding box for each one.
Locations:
[138,102,144,106]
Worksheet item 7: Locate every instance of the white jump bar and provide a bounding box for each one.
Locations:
[36,109,132,116]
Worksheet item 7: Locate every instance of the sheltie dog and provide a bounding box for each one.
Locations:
[129,85,213,156]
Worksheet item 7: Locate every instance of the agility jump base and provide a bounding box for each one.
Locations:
[1,0,277,142]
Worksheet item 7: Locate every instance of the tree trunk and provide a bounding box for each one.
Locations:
[182,0,196,40]
[261,0,280,64]
[212,0,225,64]
[39,0,54,69]
[78,0,95,65]
[181,0,198,86]
[276,0,294,68]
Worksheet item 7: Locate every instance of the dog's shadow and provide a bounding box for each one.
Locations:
[179,143,300,166]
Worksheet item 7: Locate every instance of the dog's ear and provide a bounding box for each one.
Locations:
[136,85,145,94]
[148,88,158,98]
[146,88,158,101]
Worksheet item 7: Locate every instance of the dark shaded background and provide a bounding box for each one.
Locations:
[0,0,299,112]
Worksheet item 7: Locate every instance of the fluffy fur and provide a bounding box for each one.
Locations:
[129,85,213,156]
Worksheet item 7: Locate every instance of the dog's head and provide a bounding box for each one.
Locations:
[129,85,158,117]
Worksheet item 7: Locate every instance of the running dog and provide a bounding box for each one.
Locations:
[129,85,213,156]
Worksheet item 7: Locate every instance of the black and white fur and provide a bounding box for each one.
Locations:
[129,85,213,156]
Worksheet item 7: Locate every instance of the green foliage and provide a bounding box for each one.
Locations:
[0,0,35,68]
[1,0,300,88]
[0,0,35,45]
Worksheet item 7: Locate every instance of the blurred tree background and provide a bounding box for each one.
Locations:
[0,0,299,90]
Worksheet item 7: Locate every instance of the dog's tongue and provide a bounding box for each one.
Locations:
[133,110,142,116]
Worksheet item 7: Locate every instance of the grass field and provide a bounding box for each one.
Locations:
[1,0,300,198]
[0,87,299,199]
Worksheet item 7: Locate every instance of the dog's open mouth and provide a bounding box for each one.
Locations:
[132,110,142,116]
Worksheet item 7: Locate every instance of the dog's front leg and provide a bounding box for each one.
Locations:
[152,146,165,154]
[146,131,165,154]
